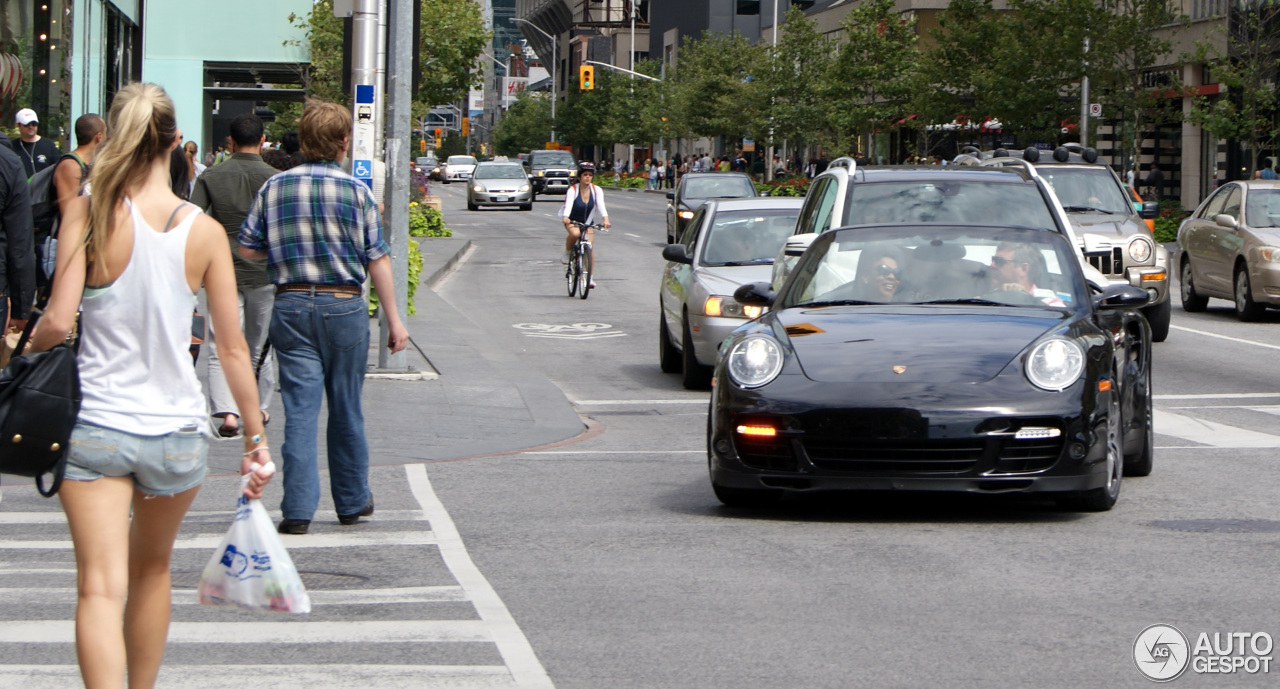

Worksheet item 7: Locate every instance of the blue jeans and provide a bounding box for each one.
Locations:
[269,292,371,521]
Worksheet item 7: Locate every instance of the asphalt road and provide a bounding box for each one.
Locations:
[3,182,1280,688]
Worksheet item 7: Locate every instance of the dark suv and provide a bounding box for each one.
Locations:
[525,150,576,197]
[956,146,1171,341]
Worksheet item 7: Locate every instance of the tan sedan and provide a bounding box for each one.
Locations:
[1177,180,1280,320]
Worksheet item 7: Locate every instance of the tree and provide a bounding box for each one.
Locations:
[758,7,832,151]
[492,91,553,155]
[1188,2,1280,177]
[604,59,668,151]
[555,71,614,149]
[670,32,766,144]
[826,0,921,157]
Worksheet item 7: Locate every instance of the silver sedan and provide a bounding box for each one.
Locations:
[466,163,534,211]
[659,197,805,389]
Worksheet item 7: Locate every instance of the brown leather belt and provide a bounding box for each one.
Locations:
[276,284,362,296]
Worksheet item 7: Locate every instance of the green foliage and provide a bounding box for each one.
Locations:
[1153,198,1185,244]
[605,59,670,146]
[556,71,615,148]
[756,178,811,197]
[670,32,766,142]
[492,92,553,156]
[409,203,451,237]
[826,0,921,154]
[368,239,426,317]
[438,130,467,158]
[759,8,832,149]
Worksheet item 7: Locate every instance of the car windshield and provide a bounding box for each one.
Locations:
[447,156,477,165]
[1038,167,1131,214]
[416,157,432,165]
[532,152,575,167]
[780,225,1086,312]
[844,181,1059,231]
[474,165,526,179]
[1245,189,1280,228]
[683,176,756,200]
[700,209,800,267]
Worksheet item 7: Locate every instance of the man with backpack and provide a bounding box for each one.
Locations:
[27,114,103,287]
[0,128,35,336]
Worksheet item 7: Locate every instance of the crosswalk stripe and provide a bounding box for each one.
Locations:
[1153,409,1280,448]
[0,620,492,644]
[0,508,429,525]
[1,585,469,606]
[0,530,438,550]
[0,665,519,689]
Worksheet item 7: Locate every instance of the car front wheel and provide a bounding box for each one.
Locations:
[1059,381,1122,512]
[1180,259,1208,312]
[659,310,681,373]
[681,315,713,390]
[1142,298,1171,343]
[1235,265,1267,321]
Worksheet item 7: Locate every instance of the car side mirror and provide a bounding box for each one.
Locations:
[1215,214,1238,229]
[662,244,693,264]
[734,281,776,307]
[1093,284,1150,309]
[1140,201,1160,219]
[666,192,675,200]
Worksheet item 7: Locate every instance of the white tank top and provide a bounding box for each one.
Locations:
[77,199,209,436]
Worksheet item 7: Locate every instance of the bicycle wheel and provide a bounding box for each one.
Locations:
[577,243,593,299]
[566,247,578,297]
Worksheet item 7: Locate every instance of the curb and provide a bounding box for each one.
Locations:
[424,239,474,290]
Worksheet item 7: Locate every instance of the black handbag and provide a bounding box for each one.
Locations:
[0,310,81,497]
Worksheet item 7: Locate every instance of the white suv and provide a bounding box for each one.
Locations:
[441,155,477,184]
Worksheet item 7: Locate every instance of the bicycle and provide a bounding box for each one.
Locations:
[566,220,604,299]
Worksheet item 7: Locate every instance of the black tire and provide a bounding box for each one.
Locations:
[681,315,713,389]
[1143,298,1171,343]
[467,200,477,211]
[577,244,592,299]
[659,310,681,373]
[712,483,783,508]
[1058,381,1123,512]
[520,204,533,211]
[1180,259,1208,312]
[1234,265,1266,321]
[566,250,578,297]
[1124,362,1154,477]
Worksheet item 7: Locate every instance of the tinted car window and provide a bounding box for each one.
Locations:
[1245,189,1280,228]
[531,151,575,167]
[681,207,706,249]
[699,209,800,266]
[474,165,526,179]
[1038,167,1131,214]
[447,156,477,165]
[844,181,1058,232]
[1222,187,1242,220]
[781,226,1084,311]
[683,177,756,200]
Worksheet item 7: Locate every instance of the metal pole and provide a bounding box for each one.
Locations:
[351,0,379,189]
[1080,37,1090,149]
[375,0,388,158]
[765,0,778,182]
[381,0,411,370]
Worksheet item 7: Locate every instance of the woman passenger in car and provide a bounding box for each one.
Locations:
[853,247,906,301]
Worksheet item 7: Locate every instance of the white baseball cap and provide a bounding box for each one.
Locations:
[15,109,37,125]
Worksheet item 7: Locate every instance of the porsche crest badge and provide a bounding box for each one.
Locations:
[892,366,907,374]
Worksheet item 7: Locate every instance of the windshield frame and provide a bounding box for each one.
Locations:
[682,175,757,201]
[776,223,1089,314]
[1037,165,1133,216]
[447,156,477,166]
[531,152,575,168]
[473,164,527,180]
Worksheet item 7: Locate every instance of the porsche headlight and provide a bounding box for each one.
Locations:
[1128,237,1153,263]
[677,210,695,220]
[519,184,531,192]
[472,185,485,193]
[1025,338,1085,391]
[727,336,784,388]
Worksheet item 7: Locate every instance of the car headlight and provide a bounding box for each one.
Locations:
[519,184,531,192]
[1025,338,1085,391]
[705,296,765,319]
[1260,246,1280,262]
[536,170,545,177]
[472,185,485,193]
[677,210,694,219]
[726,335,784,388]
[1128,237,1153,263]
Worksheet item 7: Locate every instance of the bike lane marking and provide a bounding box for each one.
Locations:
[406,463,555,689]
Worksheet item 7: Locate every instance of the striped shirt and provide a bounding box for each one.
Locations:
[238,161,389,286]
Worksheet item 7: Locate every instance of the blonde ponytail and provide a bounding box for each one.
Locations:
[83,83,179,280]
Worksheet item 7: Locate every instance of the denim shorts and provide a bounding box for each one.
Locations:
[64,422,209,496]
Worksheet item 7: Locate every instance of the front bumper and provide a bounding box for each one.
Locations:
[1249,260,1280,305]
[532,174,571,193]
[469,189,533,206]
[709,375,1110,496]
[1087,244,1170,304]
[446,171,472,182]
[688,313,752,367]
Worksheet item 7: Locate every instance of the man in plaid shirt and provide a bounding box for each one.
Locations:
[239,98,408,535]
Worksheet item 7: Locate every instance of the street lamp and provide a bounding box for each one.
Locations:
[513,18,556,143]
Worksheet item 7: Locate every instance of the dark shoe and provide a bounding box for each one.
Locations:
[338,497,374,525]
[277,519,310,535]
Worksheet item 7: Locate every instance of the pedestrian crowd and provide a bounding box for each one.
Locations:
[1,84,405,688]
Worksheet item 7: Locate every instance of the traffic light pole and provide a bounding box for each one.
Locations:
[379,0,412,371]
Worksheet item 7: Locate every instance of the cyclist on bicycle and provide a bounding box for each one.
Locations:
[560,163,610,286]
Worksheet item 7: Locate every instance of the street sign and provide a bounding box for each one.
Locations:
[1089,103,1102,118]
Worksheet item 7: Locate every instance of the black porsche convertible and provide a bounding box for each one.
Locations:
[708,223,1154,511]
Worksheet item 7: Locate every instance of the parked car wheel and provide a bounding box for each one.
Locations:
[467,200,477,211]
[1234,265,1267,321]
[1180,259,1209,312]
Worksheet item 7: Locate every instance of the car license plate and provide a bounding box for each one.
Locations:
[495,196,509,202]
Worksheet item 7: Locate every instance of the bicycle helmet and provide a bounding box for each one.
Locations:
[578,162,596,174]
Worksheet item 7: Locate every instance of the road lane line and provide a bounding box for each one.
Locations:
[625,232,641,238]
[0,530,438,550]
[523,450,702,455]
[0,665,518,689]
[572,399,708,405]
[0,620,491,644]
[406,464,555,689]
[1153,409,1280,448]
[0,508,429,525]
[1155,392,1280,400]
[1169,324,1280,352]
[2,585,469,606]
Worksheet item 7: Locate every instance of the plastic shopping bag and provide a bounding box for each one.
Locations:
[197,463,312,613]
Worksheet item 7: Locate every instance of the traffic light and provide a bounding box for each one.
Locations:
[434,128,442,148]
[419,138,426,153]
[579,65,594,90]
[461,117,470,137]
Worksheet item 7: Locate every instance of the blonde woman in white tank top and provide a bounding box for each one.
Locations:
[29,83,273,689]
